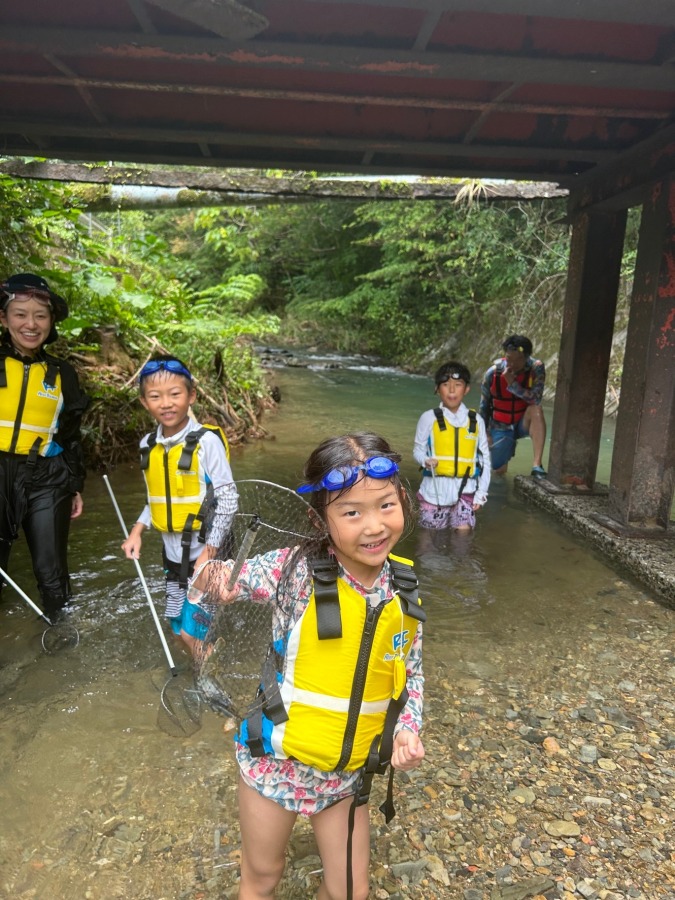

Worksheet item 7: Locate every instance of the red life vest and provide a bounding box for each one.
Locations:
[490,362,534,425]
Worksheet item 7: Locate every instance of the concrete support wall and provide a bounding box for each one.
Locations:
[608,177,675,529]
[548,209,627,487]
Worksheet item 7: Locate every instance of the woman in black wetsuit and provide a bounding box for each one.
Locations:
[0,273,89,617]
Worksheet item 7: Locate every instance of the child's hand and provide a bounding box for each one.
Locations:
[190,561,239,604]
[391,730,425,771]
[122,534,142,560]
[425,457,438,469]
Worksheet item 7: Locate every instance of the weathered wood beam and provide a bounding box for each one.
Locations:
[0,160,569,204]
[1,27,672,93]
[0,73,666,122]
[0,144,574,182]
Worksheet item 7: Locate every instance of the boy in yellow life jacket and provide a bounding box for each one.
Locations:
[413,361,491,530]
[121,355,237,656]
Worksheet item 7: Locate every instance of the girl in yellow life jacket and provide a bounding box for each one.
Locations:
[190,432,425,900]
[0,273,89,618]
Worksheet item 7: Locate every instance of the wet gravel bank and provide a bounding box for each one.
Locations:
[1,578,672,900]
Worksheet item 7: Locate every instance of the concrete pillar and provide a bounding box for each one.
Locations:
[608,177,675,529]
[548,209,627,487]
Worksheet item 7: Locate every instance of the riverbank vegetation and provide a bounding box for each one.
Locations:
[1,168,637,466]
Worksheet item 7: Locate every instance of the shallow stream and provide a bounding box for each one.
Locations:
[0,351,670,899]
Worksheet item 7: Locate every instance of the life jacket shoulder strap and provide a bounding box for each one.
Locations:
[388,555,426,622]
[467,409,477,434]
[433,407,446,431]
[139,432,157,471]
[177,427,205,471]
[310,555,342,639]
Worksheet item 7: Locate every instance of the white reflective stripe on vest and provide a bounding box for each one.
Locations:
[289,687,391,715]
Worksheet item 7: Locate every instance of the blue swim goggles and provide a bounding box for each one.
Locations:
[139,359,193,382]
[297,456,399,494]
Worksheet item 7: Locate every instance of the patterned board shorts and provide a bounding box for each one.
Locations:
[417,492,476,530]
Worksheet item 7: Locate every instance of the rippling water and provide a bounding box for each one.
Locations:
[0,350,659,898]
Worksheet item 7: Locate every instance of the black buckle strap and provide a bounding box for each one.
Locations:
[44,361,58,389]
[22,437,43,491]
[139,433,156,470]
[177,429,203,471]
[245,705,265,757]
[179,513,196,589]
[433,407,447,431]
[311,556,342,639]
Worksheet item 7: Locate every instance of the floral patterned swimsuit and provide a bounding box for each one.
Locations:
[225,547,424,817]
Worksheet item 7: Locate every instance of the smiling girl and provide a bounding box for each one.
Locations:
[192,432,425,900]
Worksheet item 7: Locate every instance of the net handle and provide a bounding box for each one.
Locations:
[0,563,52,626]
[103,474,179,677]
[226,515,262,591]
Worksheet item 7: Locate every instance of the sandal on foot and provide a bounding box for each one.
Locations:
[531,465,547,478]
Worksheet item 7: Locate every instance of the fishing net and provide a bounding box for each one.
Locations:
[158,479,324,735]
[41,620,80,653]
[0,562,80,654]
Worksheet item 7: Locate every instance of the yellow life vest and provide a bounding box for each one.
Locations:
[243,555,425,773]
[0,356,64,456]
[429,408,478,478]
[141,424,229,533]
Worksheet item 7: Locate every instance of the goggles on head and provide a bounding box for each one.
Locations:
[503,342,525,353]
[2,286,52,306]
[437,371,464,384]
[297,456,399,494]
[139,359,192,383]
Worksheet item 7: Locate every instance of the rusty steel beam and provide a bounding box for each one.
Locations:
[0,118,615,164]
[1,27,673,93]
[568,124,675,213]
[301,0,675,28]
[548,209,627,488]
[608,176,675,530]
[0,73,666,122]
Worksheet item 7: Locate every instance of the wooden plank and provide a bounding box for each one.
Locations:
[0,159,569,201]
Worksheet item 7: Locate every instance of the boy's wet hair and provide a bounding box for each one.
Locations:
[138,354,193,394]
[502,334,532,356]
[434,361,471,386]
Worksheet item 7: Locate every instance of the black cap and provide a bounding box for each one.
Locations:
[0,273,69,322]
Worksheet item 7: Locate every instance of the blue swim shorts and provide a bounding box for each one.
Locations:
[169,599,212,641]
[489,419,530,470]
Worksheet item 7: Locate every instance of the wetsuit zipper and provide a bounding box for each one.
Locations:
[9,363,30,453]
[336,600,385,772]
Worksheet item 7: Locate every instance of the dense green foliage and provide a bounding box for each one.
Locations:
[1,166,638,462]
[0,173,279,461]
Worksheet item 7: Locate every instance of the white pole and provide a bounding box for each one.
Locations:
[103,475,178,676]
